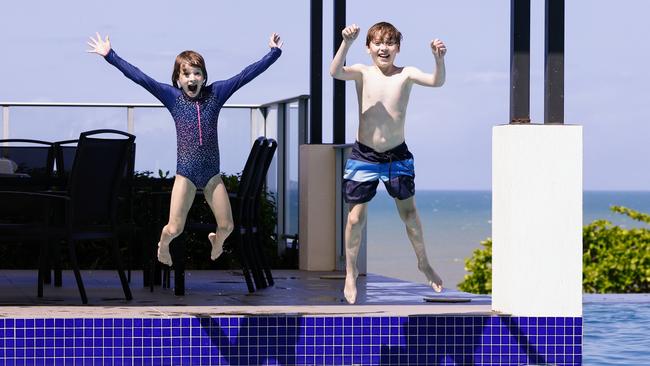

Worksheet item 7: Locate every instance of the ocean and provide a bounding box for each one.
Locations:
[366,190,650,289]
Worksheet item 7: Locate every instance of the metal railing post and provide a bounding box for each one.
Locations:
[250,107,266,144]
[510,0,531,124]
[127,107,135,134]
[2,106,9,140]
[544,0,565,124]
[298,97,309,145]
[276,103,287,256]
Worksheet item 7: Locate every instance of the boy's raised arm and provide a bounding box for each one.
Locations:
[330,24,364,81]
[407,38,447,87]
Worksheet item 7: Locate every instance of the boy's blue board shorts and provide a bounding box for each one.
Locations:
[343,141,415,204]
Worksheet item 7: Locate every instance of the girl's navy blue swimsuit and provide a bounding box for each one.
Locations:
[104,47,281,188]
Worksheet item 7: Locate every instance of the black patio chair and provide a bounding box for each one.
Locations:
[1,129,135,304]
[0,139,59,287]
[0,139,56,190]
[53,138,138,282]
[0,191,55,299]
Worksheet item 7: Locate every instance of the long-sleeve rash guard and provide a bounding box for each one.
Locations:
[104,47,281,188]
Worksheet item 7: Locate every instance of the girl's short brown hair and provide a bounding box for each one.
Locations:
[365,22,402,49]
[172,51,207,87]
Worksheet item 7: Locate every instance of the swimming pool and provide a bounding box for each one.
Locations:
[1,271,646,365]
[583,294,650,365]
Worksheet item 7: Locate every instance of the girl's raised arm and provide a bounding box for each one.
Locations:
[87,32,178,107]
[213,33,283,102]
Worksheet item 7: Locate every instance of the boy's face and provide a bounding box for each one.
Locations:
[177,63,205,98]
[367,36,400,68]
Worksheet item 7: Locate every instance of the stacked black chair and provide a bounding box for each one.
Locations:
[1,129,135,304]
[225,136,268,292]
[247,138,278,287]
[225,137,277,291]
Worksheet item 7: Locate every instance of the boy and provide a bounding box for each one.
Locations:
[329,22,446,304]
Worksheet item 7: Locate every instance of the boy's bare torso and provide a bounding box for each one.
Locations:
[355,65,414,152]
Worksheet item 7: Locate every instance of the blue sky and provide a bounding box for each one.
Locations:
[1,0,648,190]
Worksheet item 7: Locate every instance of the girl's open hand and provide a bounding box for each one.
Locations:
[87,32,111,57]
[269,32,283,49]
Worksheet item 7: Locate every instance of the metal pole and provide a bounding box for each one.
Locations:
[298,97,309,145]
[310,0,323,143]
[510,0,531,124]
[333,0,346,144]
[276,103,287,256]
[545,0,565,124]
[127,107,135,134]
[2,106,9,140]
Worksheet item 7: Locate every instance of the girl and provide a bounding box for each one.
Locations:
[87,32,283,266]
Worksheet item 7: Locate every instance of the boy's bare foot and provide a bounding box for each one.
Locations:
[419,261,443,293]
[344,269,359,304]
[208,233,223,260]
[157,242,172,266]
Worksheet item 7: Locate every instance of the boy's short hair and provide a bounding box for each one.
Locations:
[172,51,208,87]
[366,22,403,48]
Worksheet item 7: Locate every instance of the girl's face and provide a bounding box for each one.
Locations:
[177,63,205,98]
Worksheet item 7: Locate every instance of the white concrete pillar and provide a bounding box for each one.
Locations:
[492,124,582,317]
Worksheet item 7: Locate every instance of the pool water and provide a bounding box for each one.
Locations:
[583,294,650,365]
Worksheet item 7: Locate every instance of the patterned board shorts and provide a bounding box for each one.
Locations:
[343,141,415,204]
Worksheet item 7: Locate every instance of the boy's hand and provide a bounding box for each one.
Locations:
[342,24,360,43]
[269,32,283,49]
[430,39,447,59]
[87,32,111,57]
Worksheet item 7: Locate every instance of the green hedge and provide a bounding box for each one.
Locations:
[458,206,650,294]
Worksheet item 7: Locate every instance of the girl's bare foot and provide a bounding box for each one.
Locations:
[157,242,172,266]
[208,233,224,260]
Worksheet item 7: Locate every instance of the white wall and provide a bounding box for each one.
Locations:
[492,124,583,317]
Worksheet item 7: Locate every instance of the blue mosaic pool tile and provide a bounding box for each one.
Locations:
[0,315,582,365]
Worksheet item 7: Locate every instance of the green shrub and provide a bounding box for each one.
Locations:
[458,206,650,294]
[583,207,650,293]
[458,238,492,294]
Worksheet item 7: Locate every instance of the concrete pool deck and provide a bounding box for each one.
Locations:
[0,270,492,318]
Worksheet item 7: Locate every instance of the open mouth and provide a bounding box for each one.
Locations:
[188,85,198,93]
[378,54,390,60]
